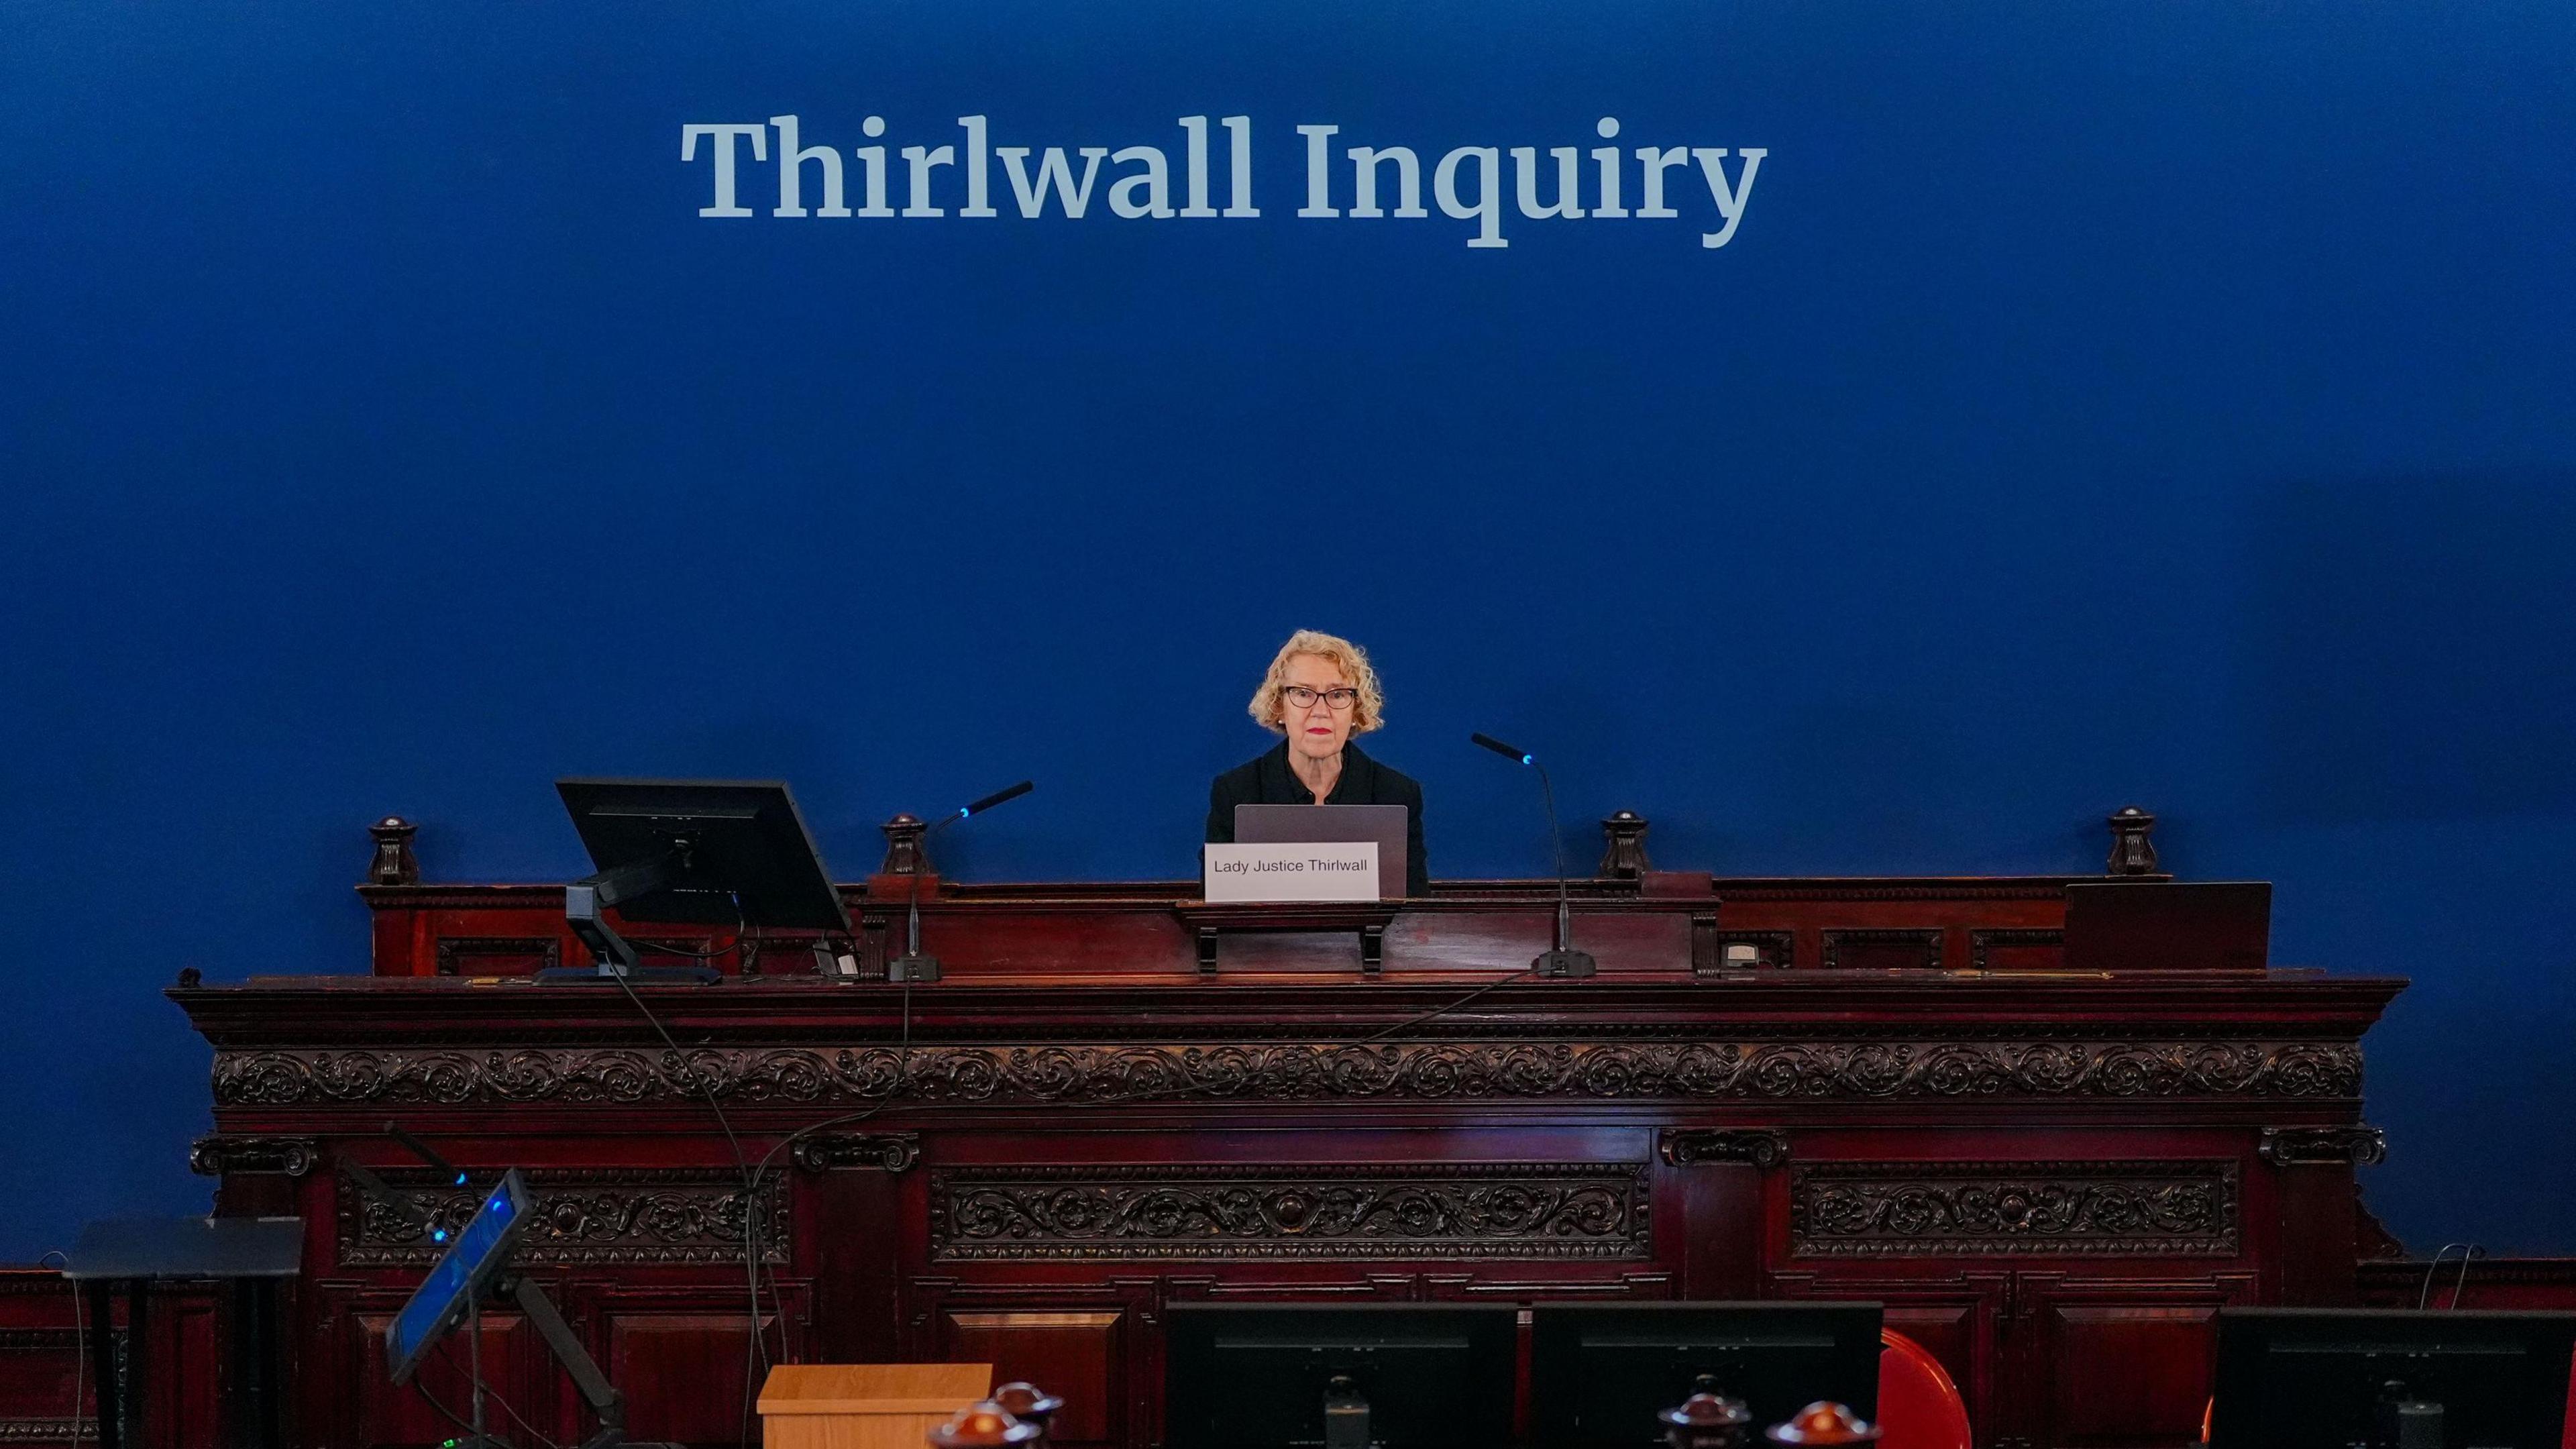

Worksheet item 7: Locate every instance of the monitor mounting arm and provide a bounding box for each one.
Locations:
[551,839,721,985]
[498,1274,635,1449]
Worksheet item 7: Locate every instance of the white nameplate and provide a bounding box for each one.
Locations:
[1203,842,1382,903]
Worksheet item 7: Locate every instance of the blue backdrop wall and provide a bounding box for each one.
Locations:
[3,0,2572,1260]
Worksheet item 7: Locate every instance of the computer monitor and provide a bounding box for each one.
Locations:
[2210,1307,2576,1449]
[1164,1304,1516,1449]
[552,778,851,981]
[386,1169,535,1386]
[557,778,849,930]
[1531,1302,1884,1447]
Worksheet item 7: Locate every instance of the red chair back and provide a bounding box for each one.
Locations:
[1874,1329,1972,1449]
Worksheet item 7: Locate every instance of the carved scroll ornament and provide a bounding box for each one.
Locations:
[189,1135,319,1177]
[2259,1125,2388,1167]
[1660,1129,1792,1167]
[337,1167,786,1268]
[1790,1160,2238,1256]
[214,1038,2363,1108]
[792,1132,922,1173]
[929,1162,1649,1261]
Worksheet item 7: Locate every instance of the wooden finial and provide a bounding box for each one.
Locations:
[1599,810,1652,879]
[1764,1402,1881,1444]
[927,1403,1040,1449]
[2106,806,2159,876]
[368,816,419,885]
[882,812,931,875]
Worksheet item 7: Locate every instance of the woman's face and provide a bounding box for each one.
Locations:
[1279,653,1358,761]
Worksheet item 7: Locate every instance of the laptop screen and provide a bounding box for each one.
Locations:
[1233,804,1410,900]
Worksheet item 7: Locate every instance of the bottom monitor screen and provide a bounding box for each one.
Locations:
[1531,1302,1885,1448]
[1164,1305,1517,1449]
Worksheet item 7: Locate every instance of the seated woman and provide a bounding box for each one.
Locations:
[1207,629,1430,897]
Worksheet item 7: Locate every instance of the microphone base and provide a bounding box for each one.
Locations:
[1532,949,1597,979]
[887,953,944,984]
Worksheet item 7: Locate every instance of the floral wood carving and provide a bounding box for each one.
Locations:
[928,1162,1650,1261]
[337,1167,786,1268]
[213,1039,2363,1108]
[1789,1160,2239,1256]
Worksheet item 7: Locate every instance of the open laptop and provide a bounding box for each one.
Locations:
[1234,804,1411,901]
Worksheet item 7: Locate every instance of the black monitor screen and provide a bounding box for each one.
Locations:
[1164,1305,1516,1449]
[2212,1308,2576,1449]
[1532,1302,1883,1448]
[557,778,849,932]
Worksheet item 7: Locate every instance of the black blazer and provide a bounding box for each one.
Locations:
[1206,740,1430,898]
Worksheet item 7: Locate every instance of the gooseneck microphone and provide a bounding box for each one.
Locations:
[340,1159,448,1243]
[1470,733,1597,979]
[337,1122,467,1246]
[386,1121,468,1187]
[888,780,1034,984]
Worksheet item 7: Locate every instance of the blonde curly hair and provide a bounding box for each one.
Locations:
[1247,629,1387,735]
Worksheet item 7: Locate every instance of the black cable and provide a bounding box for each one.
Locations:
[1356,969,1538,1044]
[414,1375,507,1447]
[596,922,767,1447]
[736,979,916,1448]
[718,959,1527,1444]
[433,1338,559,1449]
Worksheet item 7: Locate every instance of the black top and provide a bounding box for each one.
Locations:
[1206,740,1430,898]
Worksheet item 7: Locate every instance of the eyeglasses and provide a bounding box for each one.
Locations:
[1283,686,1359,712]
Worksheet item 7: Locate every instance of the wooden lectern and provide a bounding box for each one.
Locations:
[168,808,2417,1446]
[757,1364,991,1449]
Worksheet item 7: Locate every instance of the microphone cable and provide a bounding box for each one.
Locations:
[733,977,918,1448]
[2417,1242,2485,1311]
[37,1251,80,1446]
[594,922,769,1436]
[1356,969,1538,1044]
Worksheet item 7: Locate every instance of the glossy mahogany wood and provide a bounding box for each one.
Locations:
[154,871,2402,1449]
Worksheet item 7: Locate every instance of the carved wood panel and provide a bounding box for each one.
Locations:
[928,1163,1651,1262]
[1970,928,2065,973]
[337,1169,788,1268]
[1789,1161,2239,1258]
[348,1310,539,1449]
[430,936,559,977]
[1770,1271,2008,1442]
[941,1310,1126,1448]
[604,1308,784,1449]
[1821,929,1945,971]
[0,1319,89,1448]
[2019,1275,2255,1449]
[219,1038,2363,1106]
